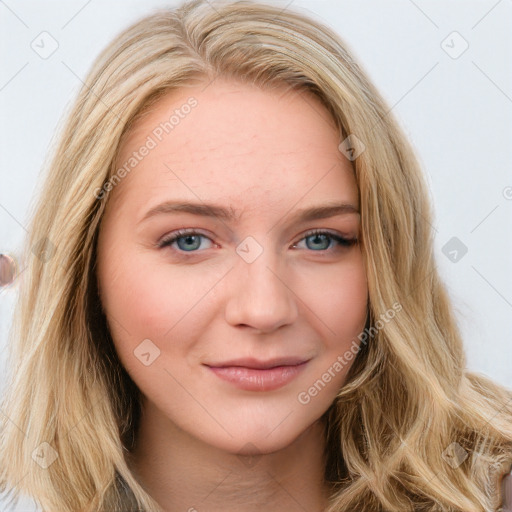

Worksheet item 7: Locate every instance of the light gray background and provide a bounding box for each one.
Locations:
[1,1,511,510]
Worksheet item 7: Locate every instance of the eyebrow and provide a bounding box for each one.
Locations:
[138,200,359,225]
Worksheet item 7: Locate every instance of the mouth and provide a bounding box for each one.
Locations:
[204,357,310,391]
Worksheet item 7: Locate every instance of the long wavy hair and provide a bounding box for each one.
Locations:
[1,0,511,510]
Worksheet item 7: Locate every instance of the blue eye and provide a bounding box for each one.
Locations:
[158,230,213,252]
[294,230,357,251]
[157,229,357,254]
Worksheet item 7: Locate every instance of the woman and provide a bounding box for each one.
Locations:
[1,0,511,510]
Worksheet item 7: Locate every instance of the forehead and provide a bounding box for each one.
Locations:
[107,78,358,217]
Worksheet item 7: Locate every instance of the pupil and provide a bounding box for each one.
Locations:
[179,235,200,251]
[308,234,328,250]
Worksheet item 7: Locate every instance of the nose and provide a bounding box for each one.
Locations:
[224,249,298,333]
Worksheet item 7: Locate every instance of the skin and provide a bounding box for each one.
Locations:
[96,77,368,512]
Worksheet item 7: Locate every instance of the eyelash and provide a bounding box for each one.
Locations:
[156,228,358,255]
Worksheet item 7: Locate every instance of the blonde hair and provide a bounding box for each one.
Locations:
[1,0,511,510]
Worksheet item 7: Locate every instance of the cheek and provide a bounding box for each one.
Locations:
[294,259,367,410]
[331,265,368,336]
[99,244,176,333]
[300,255,368,340]
[101,264,170,336]
[98,247,215,367]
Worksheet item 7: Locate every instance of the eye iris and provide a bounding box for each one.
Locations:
[306,233,330,250]
[177,235,201,251]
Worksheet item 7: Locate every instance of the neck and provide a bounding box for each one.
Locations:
[128,401,330,512]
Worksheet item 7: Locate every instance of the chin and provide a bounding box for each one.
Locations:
[193,413,325,457]
[208,431,300,457]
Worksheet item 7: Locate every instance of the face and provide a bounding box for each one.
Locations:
[96,78,368,455]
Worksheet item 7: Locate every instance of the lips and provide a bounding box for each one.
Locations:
[204,357,310,391]
[206,357,309,370]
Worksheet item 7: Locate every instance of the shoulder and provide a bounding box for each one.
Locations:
[502,471,512,511]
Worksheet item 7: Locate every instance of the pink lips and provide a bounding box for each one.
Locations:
[205,357,309,391]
